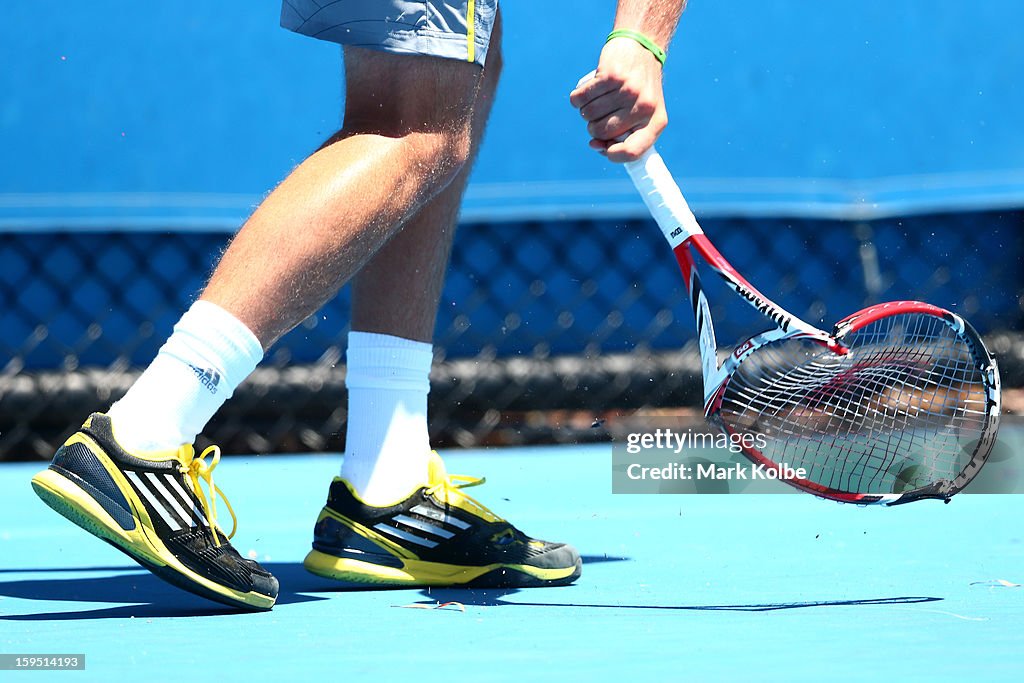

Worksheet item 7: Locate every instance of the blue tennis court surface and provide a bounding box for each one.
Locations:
[2,442,1022,681]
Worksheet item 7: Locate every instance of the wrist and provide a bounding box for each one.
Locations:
[605,29,667,66]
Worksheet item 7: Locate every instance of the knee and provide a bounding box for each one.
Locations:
[326,115,472,192]
[405,124,474,186]
[436,125,474,175]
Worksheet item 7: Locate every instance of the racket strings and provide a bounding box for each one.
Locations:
[720,313,988,495]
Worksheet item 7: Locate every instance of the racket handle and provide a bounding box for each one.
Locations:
[623,148,704,248]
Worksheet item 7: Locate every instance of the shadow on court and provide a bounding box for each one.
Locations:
[0,562,328,620]
[277,555,633,593]
[0,555,947,620]
[409,588,944,612]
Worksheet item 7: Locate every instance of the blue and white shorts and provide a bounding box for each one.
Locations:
[281,0,499,66]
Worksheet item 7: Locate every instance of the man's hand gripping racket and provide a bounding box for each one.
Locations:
[576,73,1002,505]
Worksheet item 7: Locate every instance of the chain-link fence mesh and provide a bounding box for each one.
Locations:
[2,209,1022,460]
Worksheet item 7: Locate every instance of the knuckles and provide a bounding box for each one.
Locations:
[598,71,627,88]
[617,82,640,100]
[634,98,656,118]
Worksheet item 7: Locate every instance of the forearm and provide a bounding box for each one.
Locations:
[612,0,687,51]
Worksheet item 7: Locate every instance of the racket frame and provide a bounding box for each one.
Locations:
[623,147,1001,504]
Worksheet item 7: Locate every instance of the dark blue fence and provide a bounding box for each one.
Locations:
[3,210,1019,371]
[2,1,1023,225]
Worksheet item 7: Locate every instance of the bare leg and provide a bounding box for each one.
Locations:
[352,15,504,342]
[202,51,484,348]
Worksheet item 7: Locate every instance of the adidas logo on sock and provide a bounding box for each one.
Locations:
[188,364,222,394]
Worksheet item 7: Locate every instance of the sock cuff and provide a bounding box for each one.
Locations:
[345,331,433,392]
[348,331,433,353]
[160,300,264,388]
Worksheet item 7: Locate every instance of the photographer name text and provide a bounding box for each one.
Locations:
[626,462,808,481]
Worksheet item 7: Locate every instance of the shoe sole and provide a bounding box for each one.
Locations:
[303,549,582,588]
[32,461,275,611]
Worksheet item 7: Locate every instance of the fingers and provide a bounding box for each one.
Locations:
[585,115,665,162]
[576,89,620,126]
[603,121,663,163]
[573,74,656,130]
[569,76,617,110]
[585,96,658,142]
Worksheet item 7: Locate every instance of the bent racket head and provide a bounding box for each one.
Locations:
[709,301,1001,505]
[573,70,1001,504]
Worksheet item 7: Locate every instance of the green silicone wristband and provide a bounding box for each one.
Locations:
[606,29,667,66]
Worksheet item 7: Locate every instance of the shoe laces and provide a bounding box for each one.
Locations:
[422,453,504,522]
[424,472,486,506]
[424,469,528,547]
[177,444,237,547]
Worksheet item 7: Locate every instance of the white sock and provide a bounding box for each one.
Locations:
[107,300,263,453]
[340,331,433,506]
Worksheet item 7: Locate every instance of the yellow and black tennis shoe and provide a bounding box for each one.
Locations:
[30,413,278,610]
[303,453,582,587]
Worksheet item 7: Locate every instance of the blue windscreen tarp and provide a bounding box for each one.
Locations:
[1,0,1022,227]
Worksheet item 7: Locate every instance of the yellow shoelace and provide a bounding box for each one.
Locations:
[424,473,486,506]
[177,444,237,547]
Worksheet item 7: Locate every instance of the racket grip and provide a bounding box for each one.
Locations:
[623,148,703,247]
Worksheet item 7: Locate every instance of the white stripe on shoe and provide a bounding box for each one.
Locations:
[145,472,195,528]
[373,523,438,548]
[394,514,455,539]
[125,470,182,531]
[164,474,210,527]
